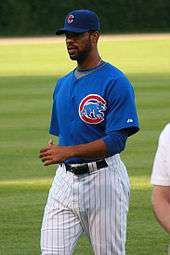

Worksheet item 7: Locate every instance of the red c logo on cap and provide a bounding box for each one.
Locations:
[67,15,74,24]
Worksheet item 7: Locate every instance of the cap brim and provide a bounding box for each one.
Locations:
[56,29,66,35]
[56,27,89,35]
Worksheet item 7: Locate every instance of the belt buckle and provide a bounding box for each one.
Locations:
[65,159,107,176]
[74,164,90,175]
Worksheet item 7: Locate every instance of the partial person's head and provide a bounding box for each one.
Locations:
[56,10,100,62]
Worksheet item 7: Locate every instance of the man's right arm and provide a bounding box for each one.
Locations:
[151,124,170,233]
[152,185,170,233]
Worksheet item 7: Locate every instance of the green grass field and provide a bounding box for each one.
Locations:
[0,35,170,254]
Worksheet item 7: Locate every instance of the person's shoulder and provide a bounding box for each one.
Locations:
[161,123,170,137]
[159,123,170,145]
[53,70,74,96]
[103,63,133,94]
[163,123,170,132]
[103,62,126,80]
[58,70,74,82]
[102,63,132,89]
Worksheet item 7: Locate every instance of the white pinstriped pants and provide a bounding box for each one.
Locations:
[41,155,130,255]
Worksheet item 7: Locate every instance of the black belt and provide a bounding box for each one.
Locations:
[65,159,108,175]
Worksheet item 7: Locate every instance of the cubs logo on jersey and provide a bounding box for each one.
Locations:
[79,94,107,124]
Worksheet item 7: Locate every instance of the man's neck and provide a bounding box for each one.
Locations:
[77,53,101,70]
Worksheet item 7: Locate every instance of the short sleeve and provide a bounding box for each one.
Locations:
[151,124,170,185]
[49,99,59,136]
[105,76,139,136]
[49,81,61,136]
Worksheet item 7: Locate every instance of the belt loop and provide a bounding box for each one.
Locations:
[63,163,68,174]
[92,162,97,171]
[88,162,97,173]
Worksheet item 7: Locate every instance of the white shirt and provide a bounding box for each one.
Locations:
[151,123,170,186]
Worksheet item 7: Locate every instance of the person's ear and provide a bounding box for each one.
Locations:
[90,31,100,44]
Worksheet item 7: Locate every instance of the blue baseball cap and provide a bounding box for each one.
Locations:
[56,9,100,35]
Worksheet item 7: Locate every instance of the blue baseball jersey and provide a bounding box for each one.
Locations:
[50,62,139,163]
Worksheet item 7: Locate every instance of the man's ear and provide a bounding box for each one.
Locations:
[90,31,100,44]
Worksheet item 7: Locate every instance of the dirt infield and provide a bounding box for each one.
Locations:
[0,33,170,45]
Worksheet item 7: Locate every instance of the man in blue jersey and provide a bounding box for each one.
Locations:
[39,9,139,255]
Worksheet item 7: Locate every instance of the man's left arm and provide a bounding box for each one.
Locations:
[39,130,128,166]
[152,185,170,233]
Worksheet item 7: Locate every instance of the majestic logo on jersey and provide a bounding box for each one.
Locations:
[67,15,74,24]
[127,118,133,123]
[79,94,107,124]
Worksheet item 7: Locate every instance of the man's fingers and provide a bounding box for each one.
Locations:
[39,144,62,166]
[41,156,52,162]
[44,159,57,166]
[40,147,50,153]
[39,151,51,158]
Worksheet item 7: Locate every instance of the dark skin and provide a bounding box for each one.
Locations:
[65,31,101,69]
[39,31,107,166]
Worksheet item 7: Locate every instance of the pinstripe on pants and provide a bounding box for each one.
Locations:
[41,154,130,255]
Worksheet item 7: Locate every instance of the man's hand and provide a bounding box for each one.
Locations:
[39,138,107,166]
[39,142,74,166]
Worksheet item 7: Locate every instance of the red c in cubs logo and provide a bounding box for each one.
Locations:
[79,94,107,124]
[67,15,74,24]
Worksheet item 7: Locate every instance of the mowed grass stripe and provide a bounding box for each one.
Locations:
[0,176,152,189]
[0,177,52,187]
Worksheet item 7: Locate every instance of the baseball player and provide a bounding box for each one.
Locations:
[151,123,170,233]
[39,9,139,255]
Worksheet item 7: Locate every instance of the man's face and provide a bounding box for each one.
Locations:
[65,32,93,62]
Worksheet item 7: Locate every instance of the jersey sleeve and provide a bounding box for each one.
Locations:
[49,81,61,136]
[151,124,170,186]
[105,76,139,136]
[102,129,128,156]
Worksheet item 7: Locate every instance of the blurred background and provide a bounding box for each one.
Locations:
[0,0,170,37]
